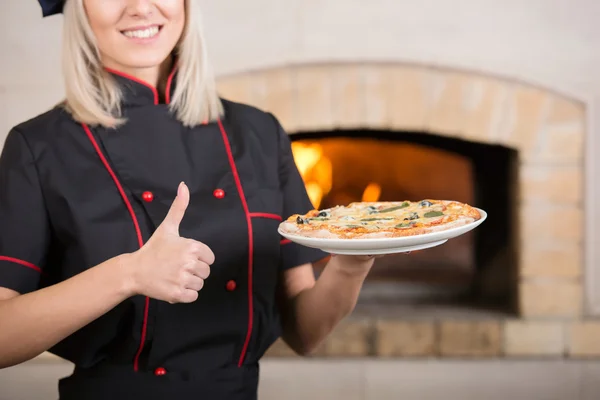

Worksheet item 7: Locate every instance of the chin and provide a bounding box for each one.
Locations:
[118,53,174,70]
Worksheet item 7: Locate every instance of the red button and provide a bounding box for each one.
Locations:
[142,191,154,202]
[154,367,167,376]
[226,280,237,291]
[213,188,225,199]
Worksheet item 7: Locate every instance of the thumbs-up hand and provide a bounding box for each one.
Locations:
[127,182,214,303]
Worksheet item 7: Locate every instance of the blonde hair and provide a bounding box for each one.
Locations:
[61,0,223,128]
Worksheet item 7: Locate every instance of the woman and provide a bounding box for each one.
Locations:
[0,0,379,399]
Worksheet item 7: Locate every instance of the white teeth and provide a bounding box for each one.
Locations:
[123,26,159,39]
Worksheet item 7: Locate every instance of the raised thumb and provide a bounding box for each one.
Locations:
[161,182,189,235]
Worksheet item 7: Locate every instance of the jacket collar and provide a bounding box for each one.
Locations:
[105,64,178,108]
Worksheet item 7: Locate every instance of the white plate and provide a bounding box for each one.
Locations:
[278,208,487,256]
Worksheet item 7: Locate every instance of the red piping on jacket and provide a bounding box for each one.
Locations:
[104,67,159,105]
[248,213,282,221]
[105,64,178,105]
[249,214,290,245]
[0,256,42,273]
[165,66,177,105]
[217,119,254,367]
[81,123,148,372]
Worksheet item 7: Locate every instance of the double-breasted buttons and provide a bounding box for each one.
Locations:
[142,191,154,202]
[226,280,237,291]
[213,188,225,199]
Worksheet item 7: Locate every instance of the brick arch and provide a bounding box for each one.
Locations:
[217,62,585,319]
[216,63,585,163]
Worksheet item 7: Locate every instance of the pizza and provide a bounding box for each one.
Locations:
[279,200,482,239]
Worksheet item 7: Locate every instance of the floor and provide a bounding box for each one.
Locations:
[1,356,599,400]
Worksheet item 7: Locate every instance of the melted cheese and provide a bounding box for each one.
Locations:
[299,200,450,230]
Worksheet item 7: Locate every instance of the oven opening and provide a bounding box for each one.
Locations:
[292,129,518,316]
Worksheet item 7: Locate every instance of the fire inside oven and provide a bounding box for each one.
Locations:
[290,130,517,310]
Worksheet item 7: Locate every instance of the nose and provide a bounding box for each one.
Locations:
[126,0,153,16]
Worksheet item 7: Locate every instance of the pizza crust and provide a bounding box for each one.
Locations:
[280,218,473,239]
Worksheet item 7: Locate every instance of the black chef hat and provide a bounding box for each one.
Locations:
[38,0,64,17]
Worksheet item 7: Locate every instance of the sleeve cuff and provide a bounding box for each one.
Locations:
[280,240,329,270]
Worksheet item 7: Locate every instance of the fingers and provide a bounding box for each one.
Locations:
[353,255,377,261]
[189,261,210,280]
[171,266,207,303]
[161,182,190,235]
[170,262,209,303]
[184,239,215,265]
[171,288,199,304]
[168,273,203,303]
[184,274,205,292]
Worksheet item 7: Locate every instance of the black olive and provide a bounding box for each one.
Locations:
[367,205,378,214]
[403,212,419,221]
[420,200,433,207]
[318,210,331,218]
[296,216,308,224]
[408,212,419,220]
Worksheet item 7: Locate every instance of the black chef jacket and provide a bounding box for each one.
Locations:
[0,69,327,399]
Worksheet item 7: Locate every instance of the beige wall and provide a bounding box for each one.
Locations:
[4,1,600,96]
[3,0,600,122]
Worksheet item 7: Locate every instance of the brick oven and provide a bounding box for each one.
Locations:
[217,63,588,358]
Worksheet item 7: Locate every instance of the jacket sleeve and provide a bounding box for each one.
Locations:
[274,115,329,270]
[0,128,51,294]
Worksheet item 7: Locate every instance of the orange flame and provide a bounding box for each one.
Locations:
[292,141,381,208]
[362,182,381,202]
[291,142,332,208]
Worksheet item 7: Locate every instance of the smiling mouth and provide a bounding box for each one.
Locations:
[121,25,162,39]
